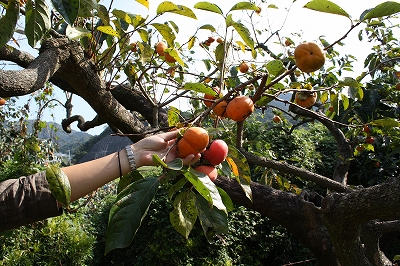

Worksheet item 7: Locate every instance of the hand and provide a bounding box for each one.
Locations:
[132,130,201,167]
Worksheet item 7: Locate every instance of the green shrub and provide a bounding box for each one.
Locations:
[86,187,314,266]
[0,213,95,266]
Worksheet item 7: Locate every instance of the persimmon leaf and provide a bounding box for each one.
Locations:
[170,191,198,239]
[304,0,350,18]
[25,0,51,47]
[0,0,19,48]
[135,0,149,9]
[194,1,223,15]
[229,2,259,12]
[96,25,120,37]
[361,1,400,20]
[105,177,159,255]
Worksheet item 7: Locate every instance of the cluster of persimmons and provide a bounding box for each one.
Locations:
[171,40,327,181]
[176,127,228,182]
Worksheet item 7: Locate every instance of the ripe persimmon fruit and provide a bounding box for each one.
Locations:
[156,42,167,56]
[177,127,209,158]
[396,83,400,90]
[294,42,325,73]
[164,52,176,63]
[363,124,371,133]
[272,115,282,123]
[0,98,5,106]
[295,91,317,108]
[216,37,223,43]
[194,165,218,182]
[212,100,229,118]
[204,87,221,107]
[226,95,254,121]
[239,62,249,73]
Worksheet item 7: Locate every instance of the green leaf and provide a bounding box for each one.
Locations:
[156,2,197,19]
[217,187,234,212]
[195,193,228,242]
[117,171,144,194]
[97,4,110,25]
[77,0,98,18]
[183,170,212,202]
[371,118,400,127]
[181,82,213,94]
[112,9,132,24]
[170,4,197,19]
[51,0,79,25]
[170,191,198,239]
[227,15,254,49]
[156,1,179,14]
[45,164,71,208]
[194,1,223,15]
[229,2,259,12]
[152,154,169,168]
[137,41,153,62]
[151,23,176,47]
[169,20,179,33]
[320,91,329,104]
[168,177,187,199]
[0,0,19,49]
[137,29,149,42]
[339,77,359,87]
[215,42,225,68]
[361,1,400,20]
[304,0,350,18]
[266,60,285,77]
[105,177,159,254]
[226,145,252,202]
[166,158,184,170]
[341,94,349,110]
[25,0,50,47]
[130,14,147,28]
[168,106,181,127]
[136,0,149,9]
[199,24,216,32]
[188,35,196,50]
[164,47,185,66]
[189,168,226,212]
[255,95,274,106]
[96,25,120,37]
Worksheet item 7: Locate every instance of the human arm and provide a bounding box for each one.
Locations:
[0,130,200,232]
[62,129,200,202]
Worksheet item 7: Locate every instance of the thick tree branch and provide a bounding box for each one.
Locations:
[0,45,62,97]
[0,44,36,67]
[322,177,400,265]
[62,115,105,133]
[290,105,352,185]
[215,176,340,265]
[240,149,352,193]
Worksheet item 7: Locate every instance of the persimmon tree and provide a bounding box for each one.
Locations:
[2,0,400,265]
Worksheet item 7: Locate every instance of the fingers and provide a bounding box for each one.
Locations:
[158,129,179,142]
[181,153,201,166]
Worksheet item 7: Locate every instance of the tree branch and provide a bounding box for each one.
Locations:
[240,148,352,193]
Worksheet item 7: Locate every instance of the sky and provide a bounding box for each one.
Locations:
[8,0,393,135]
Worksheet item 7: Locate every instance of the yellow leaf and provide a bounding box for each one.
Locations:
[96,25,120,37]
[136,0,149,9]
[226,157,239,177]
[188,36,195,50]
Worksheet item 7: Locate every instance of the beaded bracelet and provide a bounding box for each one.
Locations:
[125,145,137,172]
